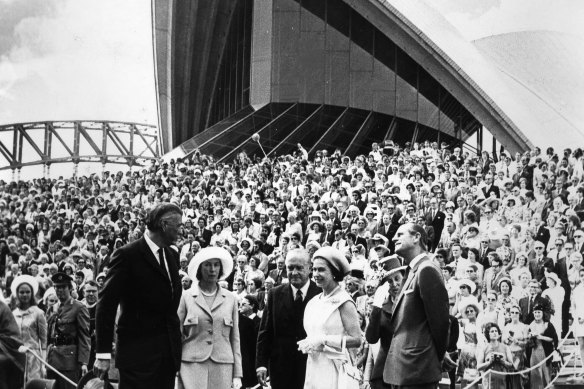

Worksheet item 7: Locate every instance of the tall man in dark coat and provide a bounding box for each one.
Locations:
[384,223,451,388]
[256,249,320,389]
[94,203,183,389]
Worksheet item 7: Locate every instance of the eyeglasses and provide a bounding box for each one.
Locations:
[534,247,544,250]
[487,298,497,302]
[465,309,475,313]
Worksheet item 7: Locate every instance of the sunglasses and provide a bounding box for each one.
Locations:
[488,298,497,302]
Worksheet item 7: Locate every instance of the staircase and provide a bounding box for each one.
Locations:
[552,338,583,388]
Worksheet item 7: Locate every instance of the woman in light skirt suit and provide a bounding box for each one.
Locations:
[177,247,242,389]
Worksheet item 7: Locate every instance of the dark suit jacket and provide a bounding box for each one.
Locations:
[267,268,287,286]
[535,225,551,248]
[518,294,552,324]
[239,314,258,388]
[425,210,445,247]
[384,256,449,386]
[95,237,182,370]
[528,256,553,285]
[365,294,394,382]
[256,281,320,389]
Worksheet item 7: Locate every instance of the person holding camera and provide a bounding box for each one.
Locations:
[477,323,513,389]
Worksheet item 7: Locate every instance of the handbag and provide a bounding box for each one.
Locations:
[337,336,362,389]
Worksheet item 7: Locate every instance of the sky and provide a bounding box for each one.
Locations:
[0,0,582,127]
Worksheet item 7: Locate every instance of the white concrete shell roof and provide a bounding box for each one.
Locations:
[371,0,584,150]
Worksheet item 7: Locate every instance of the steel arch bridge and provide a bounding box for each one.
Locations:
[0,121,160,174]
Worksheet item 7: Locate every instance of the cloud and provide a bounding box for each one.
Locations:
[0,0,157,125]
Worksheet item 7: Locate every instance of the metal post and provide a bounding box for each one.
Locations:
[46,164,50,179]
[73,163,79,178]
[11,168,16,182]
[16,168,21,181]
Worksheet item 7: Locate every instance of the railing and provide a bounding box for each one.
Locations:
[462,327,579,389]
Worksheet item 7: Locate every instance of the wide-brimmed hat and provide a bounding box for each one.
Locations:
[379,255,406,276]
[545,272,561,287]
[458,278,477,294]
[188,247,233,281]
[312,246,351,276]
[461,300,481,318]
[372,233,389,246]
[11,274,39,296]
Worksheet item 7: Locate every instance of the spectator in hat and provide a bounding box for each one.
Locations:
[299,246,362,389]
[46,272,90,389]
[365,255,405,389]
[177,246,242,389]
[11,274,47,381]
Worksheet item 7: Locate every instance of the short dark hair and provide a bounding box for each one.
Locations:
[484,323,502,342]
[144,203,182,231]
[84,280,99,289]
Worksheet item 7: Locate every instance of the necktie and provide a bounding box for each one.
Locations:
[158,247,169,279]
[294,289,303,309]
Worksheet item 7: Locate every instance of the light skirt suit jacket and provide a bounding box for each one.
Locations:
[177,283,243,389]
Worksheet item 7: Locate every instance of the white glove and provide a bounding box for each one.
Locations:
[297,336,326,354]
[232,377,242,389]
[372,283,389,308]
[18,345,29,354]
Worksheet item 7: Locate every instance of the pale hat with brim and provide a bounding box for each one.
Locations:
[11,274,39,296]
[458,278,477,294]
[461,300,481,318]
[545,272,561,287]
[188,247,234,281]
[312,246,351,276]
[380,255,406,276]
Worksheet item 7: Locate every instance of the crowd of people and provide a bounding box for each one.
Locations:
[1,139,584,389]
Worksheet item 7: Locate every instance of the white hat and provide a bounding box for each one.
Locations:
[188,247,233,281]
[545,272,561,287]
[458,278,477,294]
[11,274,39,296]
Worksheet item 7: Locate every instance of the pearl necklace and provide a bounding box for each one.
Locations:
[200,288,218,297]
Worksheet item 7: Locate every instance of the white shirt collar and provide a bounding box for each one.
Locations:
[409,253,427,269]
[144,232,162,261]
[291,281,310,301]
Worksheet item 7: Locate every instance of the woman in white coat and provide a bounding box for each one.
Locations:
[177,247,242,389]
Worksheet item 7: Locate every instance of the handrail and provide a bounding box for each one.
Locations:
[22,347,78,387]
[462,327,575,389]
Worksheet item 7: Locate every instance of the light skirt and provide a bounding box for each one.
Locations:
[178,360,233,389]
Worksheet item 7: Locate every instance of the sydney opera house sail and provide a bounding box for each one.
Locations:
[152,0,584,160]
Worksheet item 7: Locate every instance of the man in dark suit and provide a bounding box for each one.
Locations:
[554,244,571,336]
[424,198,445,250]
[94,203,183,389]
[528,241,553,287]
[384,223,451,388]
[481,174,500,198]
[518,280,552,324]
[531,213,550,249]
[256,249,320,389]
[477,239,494,270]
[267,256,287,286]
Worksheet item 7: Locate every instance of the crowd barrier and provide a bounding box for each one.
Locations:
[462,327,579,389]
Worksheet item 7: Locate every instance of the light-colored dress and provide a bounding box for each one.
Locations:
[13,306,47,381]
[573,284,584,337]
[303,287,354,389]
[542,286,564,337]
